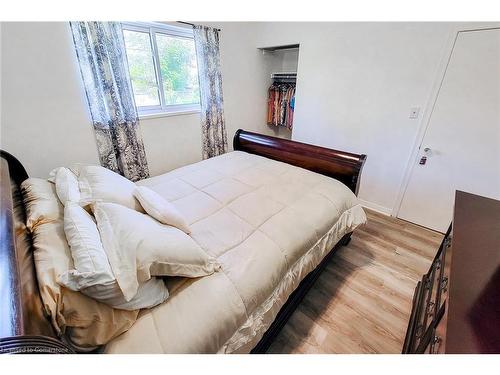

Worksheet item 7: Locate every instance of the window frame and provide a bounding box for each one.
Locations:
[121,21,201,118]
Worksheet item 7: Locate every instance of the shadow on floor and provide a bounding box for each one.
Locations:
[266,233,375,353]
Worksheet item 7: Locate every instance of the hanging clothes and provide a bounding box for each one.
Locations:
[267,82,295,130]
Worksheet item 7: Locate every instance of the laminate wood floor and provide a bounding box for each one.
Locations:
[267,209,443,354]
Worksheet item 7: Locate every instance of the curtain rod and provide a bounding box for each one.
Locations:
[177,21,221,32]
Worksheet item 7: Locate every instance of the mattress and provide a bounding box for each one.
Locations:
[104,151,366,353]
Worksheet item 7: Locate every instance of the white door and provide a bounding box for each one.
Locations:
[398,28,500,232]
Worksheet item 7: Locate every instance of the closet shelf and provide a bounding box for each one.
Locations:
[271,72,297,83]
[258,44,300,54]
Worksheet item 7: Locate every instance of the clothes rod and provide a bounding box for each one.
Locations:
[271,73,297,79]
[177,21,221,32]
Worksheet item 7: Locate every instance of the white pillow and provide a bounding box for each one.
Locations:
[54,167,81,206]
[57,203,168,310]
[62,202,114,288]
[134,186,191,234]
[48,165,80,183]
[78,278,168,311]
[78,165,143,212]
[93,202,220,285]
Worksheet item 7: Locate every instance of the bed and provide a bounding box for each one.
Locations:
[0,130,367,354]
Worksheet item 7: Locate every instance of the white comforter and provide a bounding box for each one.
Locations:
[105,151,366,353]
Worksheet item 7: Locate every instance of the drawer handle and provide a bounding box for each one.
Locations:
[441,276,449,292]
[432,335,442,354]
[415,324,424,338]
[427,301,435,316]
[435,259,441,270]
[444,237,452,248]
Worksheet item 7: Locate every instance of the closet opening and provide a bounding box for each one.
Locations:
[259,44,300,140]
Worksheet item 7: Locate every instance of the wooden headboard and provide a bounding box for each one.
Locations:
[233,129,366,195]
[0,130,365,354]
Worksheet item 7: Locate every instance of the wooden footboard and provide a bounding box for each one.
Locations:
[233,129,366,195]
[0,151,74,353]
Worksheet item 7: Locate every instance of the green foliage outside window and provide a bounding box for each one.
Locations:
[123,29,200,108]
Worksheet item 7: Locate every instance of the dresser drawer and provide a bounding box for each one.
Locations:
[435,234,451,311]
[430,303,447,354]
[416,241,448,345]
[403,193,500,354]
[426,258,442,322]
[429,225,452,319]
[402,224,452,353]
[416,273,434,343]
[402,280,423,353]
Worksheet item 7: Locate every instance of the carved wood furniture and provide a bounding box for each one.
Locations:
[0,151,74,353]
[233,130,365,195]
[0,130,366,354]
[402,191,500,354]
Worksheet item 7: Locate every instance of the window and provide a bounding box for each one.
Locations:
[122,22,200,117]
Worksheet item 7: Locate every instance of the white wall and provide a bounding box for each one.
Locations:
[1,22,476,214]
[1,22,99,177]
[210,22,283,142]
[250,22,457,213]
[0,22,202,178]
[0,22,2,143]
[212,22,298,142]
[140,113,201,176]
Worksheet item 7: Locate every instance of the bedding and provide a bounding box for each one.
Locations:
[50,167,81,205]
[59,202,115,290]
[21,178,140,350]
[92,202,220,288]
[134,186,191,234]
[58,202,169,310]
[77,165,143,212]
[23,177,64,231]
[103,151,366,353]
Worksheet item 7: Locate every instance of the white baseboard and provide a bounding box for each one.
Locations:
[358,199,392,216]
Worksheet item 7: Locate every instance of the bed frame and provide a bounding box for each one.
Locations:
[0,129,366,354]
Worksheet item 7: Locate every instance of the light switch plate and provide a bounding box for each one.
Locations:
[409,107,420,119]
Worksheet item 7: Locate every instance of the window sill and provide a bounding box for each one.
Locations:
[138,109,201,120]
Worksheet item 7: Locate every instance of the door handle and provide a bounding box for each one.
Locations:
[419,147,431,165]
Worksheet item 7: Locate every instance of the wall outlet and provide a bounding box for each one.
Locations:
[409,107,420,119]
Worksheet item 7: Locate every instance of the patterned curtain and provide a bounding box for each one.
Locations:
[70,22,149,181]
[193,26,228,159]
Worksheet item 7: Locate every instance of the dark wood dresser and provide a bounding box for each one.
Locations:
[402,191,500,354]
